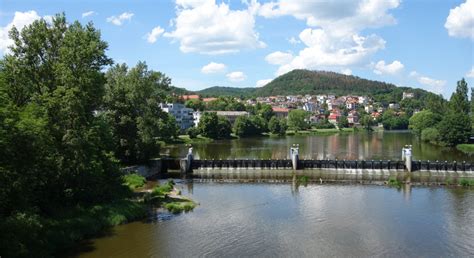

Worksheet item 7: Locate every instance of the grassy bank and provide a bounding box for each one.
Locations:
[286,127,357,136]
[456,144,474,154]
[0,198,146,257]
[145,180,197,214]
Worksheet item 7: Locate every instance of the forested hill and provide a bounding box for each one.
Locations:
[197,86,256,97]
[171,69,436,103]
[255,69,396,96]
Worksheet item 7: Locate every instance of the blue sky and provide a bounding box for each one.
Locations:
[1,0,473,97]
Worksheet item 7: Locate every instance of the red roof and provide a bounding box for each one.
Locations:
[272,107,289,113]
[203,97,217,102]
[182,95,200,100]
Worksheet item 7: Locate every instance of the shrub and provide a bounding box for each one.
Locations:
[122,173,146,190]
[421,127,440,143]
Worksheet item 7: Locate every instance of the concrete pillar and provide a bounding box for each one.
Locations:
[290,144,299,170]
[181,146,193,174]
[402,145,412,172]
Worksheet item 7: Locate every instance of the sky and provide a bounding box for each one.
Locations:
[0,0,473,98]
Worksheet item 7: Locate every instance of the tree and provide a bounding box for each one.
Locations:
[437,112,471,146]
[185,99,205,111]
[408,110,441,136]
[198,112,231,139]
[381,110,409,130]
[437,79,471,146]
[233,115,267,137]
[287,109,309,131]
[338,115,349,128]
[217,115,232,138]
[360,114,373,130]
[421,127,440,144]
[103,62,178,164]
[268,116,287,135]
[258,104,275,122]
[0,14,129,255]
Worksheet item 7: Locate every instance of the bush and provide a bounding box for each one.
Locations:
[187,127,199,139]
[122,173,146,190]
[421,127,440,143]
[313,119,335,129]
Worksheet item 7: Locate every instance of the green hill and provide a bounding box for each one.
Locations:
[196,86,256,98]
[256,69,396,96]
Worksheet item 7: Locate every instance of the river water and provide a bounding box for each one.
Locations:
[78,132,474,257]
[162,131,473,161]
[79,182,474,257]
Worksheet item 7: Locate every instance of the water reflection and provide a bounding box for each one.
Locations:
[79,183,474,258]
[163,131,472,161]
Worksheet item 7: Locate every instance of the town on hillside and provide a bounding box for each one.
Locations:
[160,91,417,131]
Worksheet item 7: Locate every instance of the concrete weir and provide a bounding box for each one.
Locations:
[176,146,474,183]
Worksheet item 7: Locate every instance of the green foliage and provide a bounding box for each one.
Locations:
[360,114,374,130]
[151,180,175,198]
[313,118,336,129]
[185,99,205,111]
[233,115,268,137]
[257,69,396,96]
[387,177,402,188]
[456,144,474,154]
[421,127,440,144]
[197,86,256,98]
[268,116,288,135]
[337,115,349,128]
[103,62,178,164]
[122,173,146,190]
[206,97,246,111]
[381,110,409,130]
[198,112,232,139]
[460,179,474,187]
[409,110,442,136]
[258,104,275,122]
[164,201,196,214]
[187,126,200,139]
[287,109,309,131]
[0,200,146,257]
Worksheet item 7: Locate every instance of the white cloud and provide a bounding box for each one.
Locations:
[257,1,399,76]
[341,68,352,75]
[373,60,404,75]
[258,0,400,37]
[0,10,42,54]
[276,29,385,75]
[288,36,300,44]
[466,67,474,78]
[410,70,446,94]
[226,71,246,82]
[164,0,265,55]
[265,51,293,65]
[201,62,227,74]
[146,26,164,43]
[82,11,96,18]
[107,12,134,26]
[445,0,474,40]
[256,79,272,87]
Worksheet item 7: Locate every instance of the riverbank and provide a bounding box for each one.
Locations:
[457,144,474,154]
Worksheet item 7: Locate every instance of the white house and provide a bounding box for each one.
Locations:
[160,103,195,131]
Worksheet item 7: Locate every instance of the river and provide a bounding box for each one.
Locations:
[78,131,474,257]
[162,131,473,161]
[79,182,474,257]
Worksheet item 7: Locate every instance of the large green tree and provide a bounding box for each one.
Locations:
[438,79,471,146]
[408,110,442,136]
[103,62,178,164]
[287,109,309,131]
[198,112,232,139]
[1,14,128,256]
